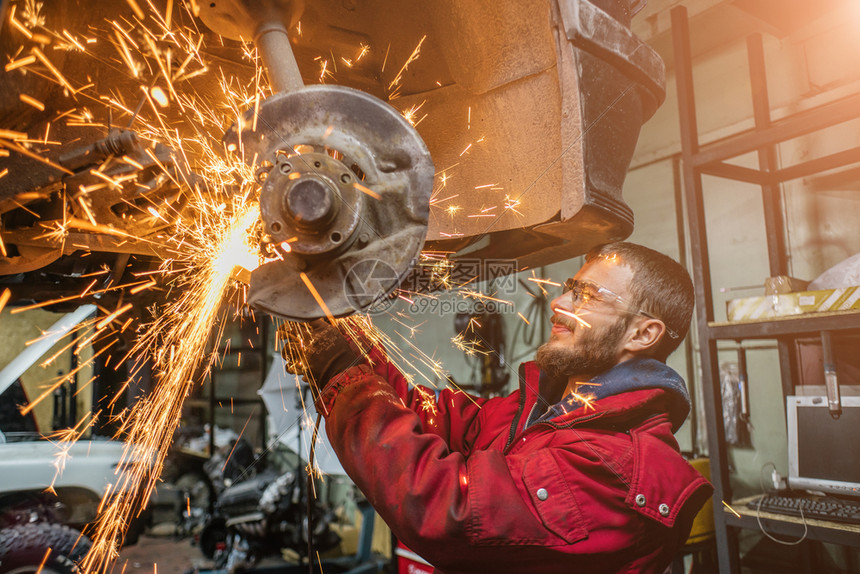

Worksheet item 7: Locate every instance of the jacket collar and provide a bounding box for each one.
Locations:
[523,358,691,433]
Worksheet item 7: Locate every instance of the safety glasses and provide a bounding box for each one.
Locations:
[562,278,679,339]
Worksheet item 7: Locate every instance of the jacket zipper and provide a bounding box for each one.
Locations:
[503,411,606,455]
[504,364,529,451]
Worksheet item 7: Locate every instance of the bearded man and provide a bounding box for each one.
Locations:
[290,241,712,574]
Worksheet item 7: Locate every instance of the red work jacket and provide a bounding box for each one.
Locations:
[317,351,713,574]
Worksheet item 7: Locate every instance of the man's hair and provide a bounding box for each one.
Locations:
[585,242,694,361]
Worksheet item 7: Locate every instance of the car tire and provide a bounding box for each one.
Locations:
[0,523,91,574]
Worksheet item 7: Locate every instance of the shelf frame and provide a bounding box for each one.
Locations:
[726,496,860,548]
[671,6,860,573]
[709,311,860,340]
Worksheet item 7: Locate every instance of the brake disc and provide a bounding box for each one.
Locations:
[224,85,433,320]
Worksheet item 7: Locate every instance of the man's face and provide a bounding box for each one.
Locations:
[535,258,635,379]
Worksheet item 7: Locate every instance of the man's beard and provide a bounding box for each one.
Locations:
[535,317,628,379]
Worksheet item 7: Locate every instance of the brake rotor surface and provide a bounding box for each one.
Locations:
[224,85,433,320]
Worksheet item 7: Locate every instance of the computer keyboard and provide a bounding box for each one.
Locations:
[747,493,860,525]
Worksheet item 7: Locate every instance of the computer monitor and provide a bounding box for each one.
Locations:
[786,395,860,498]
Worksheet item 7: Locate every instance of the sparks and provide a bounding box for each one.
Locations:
[504,194,524,216]
[553,307,592,329]
[387,35,427,92]
[95,303,134,330]
[527,277,561,287]
[5,54,37,72]
[401,100,427,127]
[19,93,45,111]
[353,182,381,200]
[568,392,597,412]
[722,500,741,518]
[414,385,439,415]
[318,58,334,82]
[0,288,11,316]
[150,86,169,107]
[300,272,335,321]
[80,207,261,572]
[451,333,487,357]
[356,42,370,62]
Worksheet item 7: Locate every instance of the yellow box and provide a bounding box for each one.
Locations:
[726,286,860,322]
[686,458,714,545]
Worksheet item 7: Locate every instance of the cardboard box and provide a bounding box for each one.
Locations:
[764,275,809,295]
[726,286,860,322]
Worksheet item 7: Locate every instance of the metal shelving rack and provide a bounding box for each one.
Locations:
[671,5,860,573]
[184,314,271,455]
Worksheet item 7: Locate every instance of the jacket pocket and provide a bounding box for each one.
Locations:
[625,431,713,527]
[521,450,589,545]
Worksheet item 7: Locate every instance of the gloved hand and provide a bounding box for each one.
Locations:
[279,319,361,386]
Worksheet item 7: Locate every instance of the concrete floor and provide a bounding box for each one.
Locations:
[115,533,213,574]
[114,530,298,574]
[111,507,392,574]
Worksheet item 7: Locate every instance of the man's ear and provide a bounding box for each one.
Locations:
[622,317,665,355]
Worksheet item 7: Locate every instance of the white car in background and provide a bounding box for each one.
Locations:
[0,430,150,573]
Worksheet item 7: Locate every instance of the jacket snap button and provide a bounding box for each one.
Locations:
[536,488,549,501]
[659,503,670,517]
[635,494,646,507]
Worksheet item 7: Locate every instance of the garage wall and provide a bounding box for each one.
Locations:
[373,0,860,496]
[0,307,94,435]
[627,1,860,496]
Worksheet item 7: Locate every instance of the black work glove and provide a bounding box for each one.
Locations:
[279,319,360,386]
